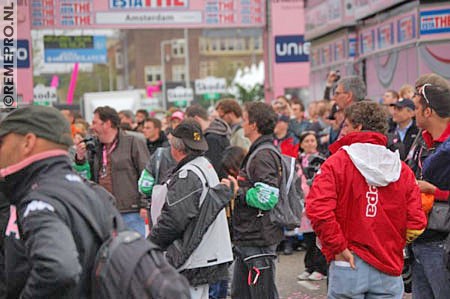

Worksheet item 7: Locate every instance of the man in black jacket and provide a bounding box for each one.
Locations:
[185,104,231,179]
[142,117,170,155]
[230,102,283,299]
[0,106,120,298]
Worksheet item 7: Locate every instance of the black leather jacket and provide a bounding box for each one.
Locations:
[1,154,120,299]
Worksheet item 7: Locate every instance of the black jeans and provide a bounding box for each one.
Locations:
[231,245,279,299]
[303,232,327,275]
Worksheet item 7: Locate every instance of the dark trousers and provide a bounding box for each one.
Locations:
[231,245,279,299]
[304,232,327,275]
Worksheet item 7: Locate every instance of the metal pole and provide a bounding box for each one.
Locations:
[123,31,129,89]
[184,28,190,89]
[161,41,167,111]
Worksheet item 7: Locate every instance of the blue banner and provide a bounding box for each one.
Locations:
[420,9,450,35]
[275,35,310,63]
[18,40,30,68]
[44,36,107,63]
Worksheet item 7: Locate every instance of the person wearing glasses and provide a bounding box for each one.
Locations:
[329,76,367,145]
[407,73,450,299]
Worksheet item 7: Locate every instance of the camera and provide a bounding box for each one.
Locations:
[82,136,98,153]
[335,70,341,82]
[303,154,326,186]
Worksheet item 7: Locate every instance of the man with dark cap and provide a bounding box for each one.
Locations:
[387,98,419,160]
[408,74,450,299]
[0,106,121,298]
[148,119,233,299]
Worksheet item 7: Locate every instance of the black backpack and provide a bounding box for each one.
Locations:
[39,181,191,299]
[246,143,304,230]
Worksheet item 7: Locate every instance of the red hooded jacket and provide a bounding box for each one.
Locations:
[306,132,427,276]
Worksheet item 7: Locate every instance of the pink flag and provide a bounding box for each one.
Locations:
[50,75,59,88]
[66,63,79,105]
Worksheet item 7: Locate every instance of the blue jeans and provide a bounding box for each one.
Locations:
[328,254,403,299]
[209,280,228,299]
[121,212,145,236]
[412,241,450,299]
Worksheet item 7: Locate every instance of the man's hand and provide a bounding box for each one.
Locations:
[335,248,355,269]
[417,180,436,194]
[139,208,148,221]
[75,139,87,161]
[221,175,239,197]
[327,71,338,86]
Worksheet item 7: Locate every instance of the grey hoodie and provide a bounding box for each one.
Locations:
[205,118,231,139]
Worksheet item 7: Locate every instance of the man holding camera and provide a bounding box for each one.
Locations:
[74,106,150,236]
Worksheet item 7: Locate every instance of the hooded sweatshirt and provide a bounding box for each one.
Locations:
[306,132,427,276]
[204,118,231,179]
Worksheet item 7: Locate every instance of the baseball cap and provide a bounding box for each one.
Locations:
[171,111,184,121]
[0,106,73,147]
[172,119,208,151]
[390,98,415,110]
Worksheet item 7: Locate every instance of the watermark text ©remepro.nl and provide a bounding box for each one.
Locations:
[1,0,17,108]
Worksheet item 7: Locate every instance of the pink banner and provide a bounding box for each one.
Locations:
[50,75,59,88]
[30,0,265,29]
[18,1,33,104]
[66,63,79,105]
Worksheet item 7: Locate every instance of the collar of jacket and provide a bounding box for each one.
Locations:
[241,134,274,167]
[171,153,203,175]
[147,131,168,146]
[329,131,387,154]
[0,151,72,204]
[422,122,450,148]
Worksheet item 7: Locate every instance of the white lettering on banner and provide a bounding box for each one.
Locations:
[5,205,20,240]
[24,200,55,218]
[275,42,310,56]
[365,185,378,217]
[195,77,227,94]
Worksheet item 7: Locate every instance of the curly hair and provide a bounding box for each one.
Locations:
[344,101,388,135]
[245,101,277,136]
[94,106,120,129]
[216,98,242,117]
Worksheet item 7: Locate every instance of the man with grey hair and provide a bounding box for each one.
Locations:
[148,119,233,299]
[329,75,367,145]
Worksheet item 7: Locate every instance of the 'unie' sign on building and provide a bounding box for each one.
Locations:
[275,35,310,63]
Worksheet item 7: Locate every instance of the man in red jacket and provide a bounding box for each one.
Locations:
[306,101,427,298]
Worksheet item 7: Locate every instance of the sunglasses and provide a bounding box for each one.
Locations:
[414,83,432,107]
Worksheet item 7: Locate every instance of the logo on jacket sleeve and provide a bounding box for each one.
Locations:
[23,200,55,218]
[366,185,379,217]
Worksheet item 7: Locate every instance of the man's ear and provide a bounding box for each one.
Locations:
[22,133,38,156]
[355,124,363,132]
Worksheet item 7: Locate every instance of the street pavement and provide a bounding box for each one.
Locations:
[275,250,412,299]
[276,250,327,299]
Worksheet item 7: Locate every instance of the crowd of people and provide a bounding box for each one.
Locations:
[0,72,449,299]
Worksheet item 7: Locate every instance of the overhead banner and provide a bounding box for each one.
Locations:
[31,0,265,29]
[420,8,450,36]
[44,35,107,63]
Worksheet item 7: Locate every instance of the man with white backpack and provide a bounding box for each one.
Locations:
[148,119,234,299]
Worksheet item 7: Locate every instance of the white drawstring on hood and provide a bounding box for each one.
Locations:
[342,143,401,187]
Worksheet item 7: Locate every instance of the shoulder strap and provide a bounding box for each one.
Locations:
[153,147,164,184]
[245,143,281,181]
[180,159,210,207]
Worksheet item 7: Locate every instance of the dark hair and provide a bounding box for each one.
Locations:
[185,104,208,121]
[418,84,450,118]
[94,106,120,129]
[344,101,388,135]
[299,131,318,147]
[290,97,305,111]
[216,98,243,117]
[145,117,162,130]
[221,146,247,176]
[136,109,149,117]
[245,102,277,135]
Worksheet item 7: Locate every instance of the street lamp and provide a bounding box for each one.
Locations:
[160,40,172,111]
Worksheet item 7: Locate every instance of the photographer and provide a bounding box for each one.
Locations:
[74,106,150,236]
[323,70,341,101]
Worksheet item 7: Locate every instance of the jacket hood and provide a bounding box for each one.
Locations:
[332,132,401,187]
[205,118,231,138]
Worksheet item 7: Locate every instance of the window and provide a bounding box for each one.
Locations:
[172,65,186,82]
[144,65,162,85]
[199,37,262,54]
[199,61,218,78]
[172,40,185,58]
